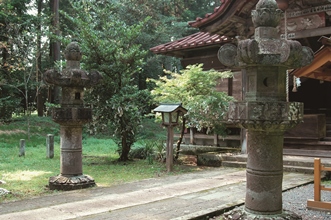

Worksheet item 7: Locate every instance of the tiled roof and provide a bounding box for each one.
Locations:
[150,32,231,56]
[188,0,233,29]
[188,0,259,36]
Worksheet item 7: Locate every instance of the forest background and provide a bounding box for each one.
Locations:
[0,0,224,161]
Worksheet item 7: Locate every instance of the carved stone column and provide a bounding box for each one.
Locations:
[44,41,102,190]
[218,0,314,219]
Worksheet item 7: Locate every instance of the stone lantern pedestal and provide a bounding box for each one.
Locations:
[218,0,314,219]
[44,41,102,190]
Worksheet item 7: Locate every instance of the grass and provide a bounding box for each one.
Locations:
[0,115,201,203]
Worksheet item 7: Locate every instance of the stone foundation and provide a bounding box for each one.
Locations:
[48,175,95,191]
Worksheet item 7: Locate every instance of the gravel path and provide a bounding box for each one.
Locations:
[216,183,331,220]
[283,183,331,220]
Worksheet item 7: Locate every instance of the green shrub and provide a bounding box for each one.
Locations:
[129,139,165,164]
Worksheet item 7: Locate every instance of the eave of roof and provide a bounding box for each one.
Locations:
[188,0,259,36]
[188,0,233,29]
[150,32,231,56]
[292,37,331,82]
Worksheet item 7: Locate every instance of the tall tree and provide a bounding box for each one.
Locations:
[36,0,44,116]
[61,0,152,161]
[0,0,34,120]
[47,0,60,105]
[115,0,221,91]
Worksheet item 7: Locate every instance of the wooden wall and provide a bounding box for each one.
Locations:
[290,78,331,117]
[181,49,225,71]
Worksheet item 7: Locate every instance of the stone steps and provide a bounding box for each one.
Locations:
[221,160,314,174]
[219,154,331,174]
[283,149,331,158]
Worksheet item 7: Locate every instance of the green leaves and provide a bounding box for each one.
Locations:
[150,64,235,135]
[62,1,152,161]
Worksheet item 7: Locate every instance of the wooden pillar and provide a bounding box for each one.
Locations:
[166,125,174,172]
[314,158,321,202]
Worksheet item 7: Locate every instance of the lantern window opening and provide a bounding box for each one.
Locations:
[75,92,81,100]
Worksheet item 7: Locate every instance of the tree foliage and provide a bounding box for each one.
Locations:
[0,0,229,157]
[115,0,221,90]
[0,0,49,120]
[150,64,235,135]
[61,0,153,161]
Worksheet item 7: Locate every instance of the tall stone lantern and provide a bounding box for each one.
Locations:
[218,0,314,219]
[44,41,102,190]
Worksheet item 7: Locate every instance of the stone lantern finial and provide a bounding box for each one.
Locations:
[64,41,82,62]
[252,0,283,27]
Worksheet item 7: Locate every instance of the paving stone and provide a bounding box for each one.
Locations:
[0,166,314,220]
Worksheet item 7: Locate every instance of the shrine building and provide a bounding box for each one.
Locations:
[150,0,331,156]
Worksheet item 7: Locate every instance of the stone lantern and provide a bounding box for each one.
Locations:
[44,41,102,190]
[218,0,314,219]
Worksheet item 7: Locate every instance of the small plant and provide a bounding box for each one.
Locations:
[154,139,166,162]
[129,140,156,159]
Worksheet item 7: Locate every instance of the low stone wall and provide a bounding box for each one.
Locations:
[179,144,240,155]
[197,153,222,167]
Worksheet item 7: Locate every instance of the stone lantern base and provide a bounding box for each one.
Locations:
[48,174,96,191]
[223,207,302,220]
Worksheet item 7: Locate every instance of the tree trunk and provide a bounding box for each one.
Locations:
[36,0,44,116]
[50,0,61,104]
[175,117,186,160]
[119,131,130,161]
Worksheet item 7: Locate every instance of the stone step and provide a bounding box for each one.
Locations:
[179,145,240,155]
[221,161,314,174]
[284,143,331,151]
[221,154,331,166]
[220,154,248,163]
[222,159,318,168]
[221,161,246,168]
[283,165,314,174]
[284,140,331,146]
[282,159,313,167]
[283,149,331,158]
[323,137,331,141]
[197,151,331,175]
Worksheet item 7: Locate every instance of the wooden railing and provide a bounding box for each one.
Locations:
[307,158,331,211]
